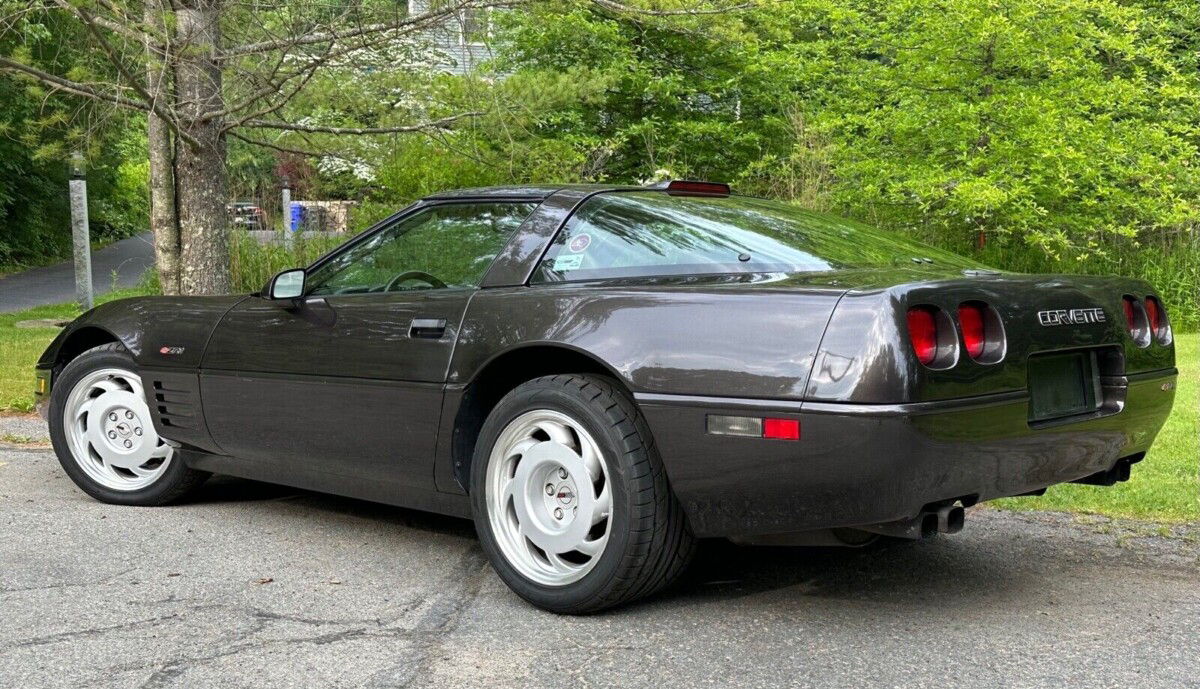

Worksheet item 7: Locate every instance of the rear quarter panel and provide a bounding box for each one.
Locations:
[451,282,846,399]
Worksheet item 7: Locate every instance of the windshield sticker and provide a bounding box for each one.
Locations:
[554,254,584,271]
[568,233,592,253]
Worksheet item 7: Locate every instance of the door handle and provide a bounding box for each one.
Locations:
[409,318,447,339]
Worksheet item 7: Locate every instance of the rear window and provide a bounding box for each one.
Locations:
[533,192,982,283]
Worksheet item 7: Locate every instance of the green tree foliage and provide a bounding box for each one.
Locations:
[0,7,148,270]
[470,0,1198,327]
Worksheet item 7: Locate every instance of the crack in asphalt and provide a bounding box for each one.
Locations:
[126,547,490,688]
[0,567,137,596]
[367,545,490,689]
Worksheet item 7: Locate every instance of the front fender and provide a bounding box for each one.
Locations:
[38,295,249,371]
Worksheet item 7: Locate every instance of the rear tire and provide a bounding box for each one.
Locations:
[470,374,695,613]
[48,343,209,506]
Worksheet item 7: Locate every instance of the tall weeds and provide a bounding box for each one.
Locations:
[228,231,346,294]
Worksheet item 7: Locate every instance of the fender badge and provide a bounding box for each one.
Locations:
[159,346,186,355]
[1161,382,1175,392]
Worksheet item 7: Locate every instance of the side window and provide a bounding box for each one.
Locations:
[307,202,536,295]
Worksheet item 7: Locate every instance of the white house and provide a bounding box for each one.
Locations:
[408,0,496,75]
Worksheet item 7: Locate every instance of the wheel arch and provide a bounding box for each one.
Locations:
[451,343,633,491]
[51,325,126,372]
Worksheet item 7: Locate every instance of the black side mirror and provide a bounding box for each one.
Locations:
[266,268,305,300]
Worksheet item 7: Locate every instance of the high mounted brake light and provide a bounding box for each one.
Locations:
[661,180,731,196]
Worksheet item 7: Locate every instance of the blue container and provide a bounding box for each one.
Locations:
[289,203,307,232]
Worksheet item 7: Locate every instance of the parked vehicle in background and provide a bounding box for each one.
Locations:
[35,181,1178,613]
[228,201,266,230]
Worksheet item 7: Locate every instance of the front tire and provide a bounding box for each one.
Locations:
[471,374,695,613]
[48,343,209,505]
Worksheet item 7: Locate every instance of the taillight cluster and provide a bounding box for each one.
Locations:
[906,302,1005,368]
[1121,295,1171,347]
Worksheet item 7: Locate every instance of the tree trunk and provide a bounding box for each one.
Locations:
[145,0,181,295]
[174,0,231,295]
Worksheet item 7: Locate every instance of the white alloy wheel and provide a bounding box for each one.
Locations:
[485,409,612,586]
[61,366,173,491]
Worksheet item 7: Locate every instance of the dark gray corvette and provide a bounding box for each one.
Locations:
[36,181,1177,612]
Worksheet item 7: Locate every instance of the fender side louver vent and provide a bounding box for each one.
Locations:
[151,380,198,430]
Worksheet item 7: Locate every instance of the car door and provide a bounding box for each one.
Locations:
[200,200,539,490]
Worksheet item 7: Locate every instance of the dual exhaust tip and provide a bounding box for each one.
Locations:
[920,505,964,538]
[860,503,966,540]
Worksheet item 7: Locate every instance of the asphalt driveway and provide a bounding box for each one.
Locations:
[0,233,154,313]
[0,435,1196,688]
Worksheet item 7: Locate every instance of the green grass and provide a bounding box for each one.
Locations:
[994,332,1198,523]
[1,291,1195,522]
[0,288,151,412]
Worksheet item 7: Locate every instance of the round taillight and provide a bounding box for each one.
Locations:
[1122,295,1151,348]
[1144,296,1171,345]
[907,307,938,365]
[907,305,957,368]
[958,303,985,359]
[957,301,1006,364]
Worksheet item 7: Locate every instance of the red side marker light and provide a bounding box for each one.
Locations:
[763,418,800,441]
[707,415,800,441]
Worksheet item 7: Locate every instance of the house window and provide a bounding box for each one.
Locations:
[409,0,490,46]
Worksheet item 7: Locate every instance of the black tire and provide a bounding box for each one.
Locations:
[48,342,209,506]
[470,374,696,614]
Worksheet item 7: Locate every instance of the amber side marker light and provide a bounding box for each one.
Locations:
[707,415,800,441]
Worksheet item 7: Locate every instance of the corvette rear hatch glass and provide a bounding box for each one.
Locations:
[535,192,984,282]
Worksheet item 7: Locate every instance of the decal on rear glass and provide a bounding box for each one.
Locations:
[554,254,584,271]
[568,233,592,253]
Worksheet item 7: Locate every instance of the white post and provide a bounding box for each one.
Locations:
[281,174,292,244]
[69,151,93,311]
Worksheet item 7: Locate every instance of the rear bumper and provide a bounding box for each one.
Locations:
[637,368,1177,539]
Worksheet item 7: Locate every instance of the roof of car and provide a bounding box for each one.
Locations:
[422,183,647,200]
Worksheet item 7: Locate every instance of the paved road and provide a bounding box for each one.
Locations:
[0,441,1196,689]
[0,233,154,313]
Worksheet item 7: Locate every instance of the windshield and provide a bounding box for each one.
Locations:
[534,192,984,282]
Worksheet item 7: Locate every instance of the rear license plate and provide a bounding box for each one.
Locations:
[1028,351,1103,423]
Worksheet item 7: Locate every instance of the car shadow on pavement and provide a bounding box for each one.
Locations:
[187,475,479,539]
[185,475,1035,611]
[668,536,1018,608]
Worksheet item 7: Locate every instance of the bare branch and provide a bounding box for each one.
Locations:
[238,111,483,135]
[590,0,752,16]
[219,0,522,60]
[48,0,161,49]
[65,3,202,148]
[229,130,343,158]
[218,56,325,131]
[0,56,150,111]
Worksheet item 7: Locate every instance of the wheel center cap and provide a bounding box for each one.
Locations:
[114,422,132,438]
[555,483,575,506]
